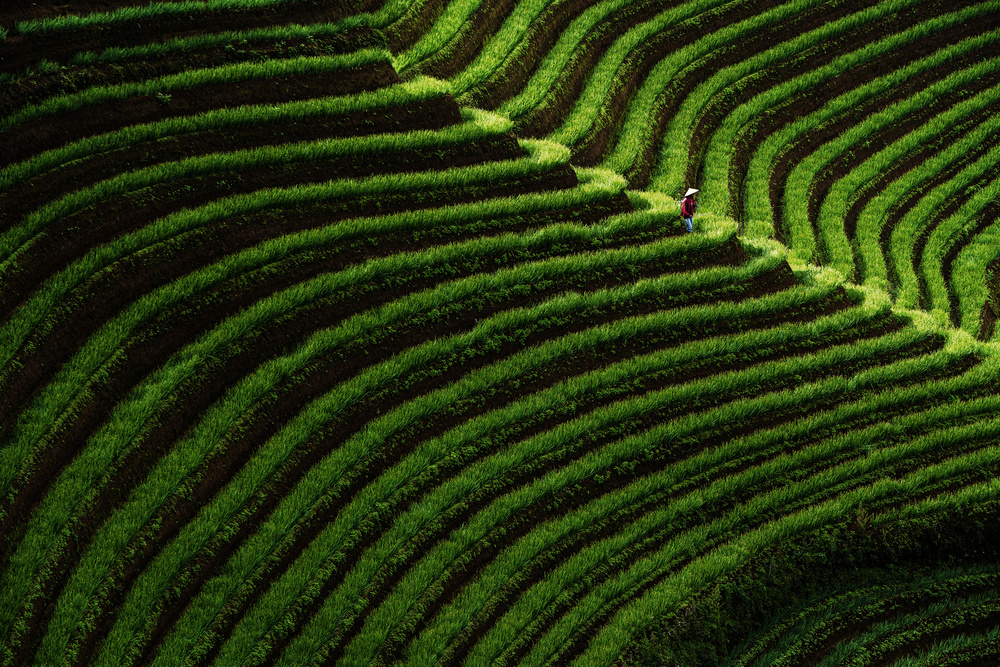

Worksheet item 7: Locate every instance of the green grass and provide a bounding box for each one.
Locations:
[4,0,1000,664]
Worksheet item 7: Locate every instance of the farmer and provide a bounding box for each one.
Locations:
[681,188,698,233]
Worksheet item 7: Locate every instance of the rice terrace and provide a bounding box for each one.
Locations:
[3,0,1000,664]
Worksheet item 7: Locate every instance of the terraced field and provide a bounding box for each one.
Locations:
[1,1,998,665]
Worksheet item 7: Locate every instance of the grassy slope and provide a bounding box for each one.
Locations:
[0,1,999,666]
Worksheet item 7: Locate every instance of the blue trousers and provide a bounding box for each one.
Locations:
[684,216,693,233]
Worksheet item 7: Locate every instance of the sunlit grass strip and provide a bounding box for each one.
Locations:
[0,49,391,133]
[567,468,1000,667]
[446,0,594,104]
[787,61,1000,278]
[711,15,1000,241]
[609,0,922,185]
[317,328,960,666]
[0,195,698,653]
[890,146,1000,311]
[0,103,510,265]
[70,227,744,667]
[494,0,731,122]
[13,0,300,35]
[0,137,571,369]
[0,75,451,194]
[473,0,631,110]
[891,629,1000,667]
[66,22,378,67]
[920,174,1000,321]
[328,0,437,37]
[953,224,1000,339]
[846,90,1000,292]
[428,0,549,93]
[391,0,486,73]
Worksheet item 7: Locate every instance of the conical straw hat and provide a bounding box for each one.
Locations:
[684,188,699,197]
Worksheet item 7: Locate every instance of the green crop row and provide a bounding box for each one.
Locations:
[613,0,924,187]
[66,22,381,67]
[0,188,710,657]
[0,135,573,369]
[443,0,603,107]
[469,341,1000,665]
[0,159,629,517]
[953,223,1000,338]
[786,60,1000,279]
[304,290,892,667]
[521,449,1000,667]
[838,86,1000,291]
[248,291,907,665]
[1,24,386,113]
[0,102,510,265]
[573,469,1000,667]
[746,577,1000,665]
[391,0,490,74]
[82,222,747,666]
[820,591,1000,666]
[50,228,752,664]
[0,161,630,506]
[410,318,988,664]
[247,293,969,666]
[0,74,452,193]
[890,147,1000,312]
[709,11,999,239]
[918,174,1000,323]
[4,1,1000,664]
[496,0,733,130]
[0,48,391,133]
[12,0,300,35]
[891,629,1000,667]
[389,370,1000,666]
[424,367,1000,666]
[726,563,1000,666]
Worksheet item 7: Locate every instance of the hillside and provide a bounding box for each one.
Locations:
[1,1,999,666]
